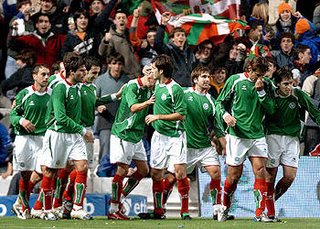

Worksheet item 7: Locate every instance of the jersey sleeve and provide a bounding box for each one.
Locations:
[295,88,320,125]
[257,78,276,115]
[173,85,187,116]
[125,84,139,109]
[216,75,237,119]
[9,89,27,127]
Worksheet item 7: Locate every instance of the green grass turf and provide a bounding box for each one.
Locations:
[1,217,320,229]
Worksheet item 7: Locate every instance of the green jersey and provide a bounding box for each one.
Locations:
[80,82,117,127]
[216,73,275,139]
[184,88,225,149]
[266,88,320,137]
[48,73,65,89]
[46,80,84,134]
[111,78,152,143]
[152,80,187,137]
[10,85,51,136]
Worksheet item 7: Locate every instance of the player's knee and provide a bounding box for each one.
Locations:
[76,162,88,173]
[138,166,149,177]
[151,169,162,181]
[284,175,296,185]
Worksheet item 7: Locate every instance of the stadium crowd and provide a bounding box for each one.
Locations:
[0,0,320,223]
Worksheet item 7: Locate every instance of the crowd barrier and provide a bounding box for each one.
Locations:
[0,193,147,217]
[198,156,320,218]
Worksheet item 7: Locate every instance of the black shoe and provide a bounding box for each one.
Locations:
[138,211,166,220]
[213,214,235,220]
[181,212,192,220]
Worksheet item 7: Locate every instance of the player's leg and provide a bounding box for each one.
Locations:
[275,166,297,201]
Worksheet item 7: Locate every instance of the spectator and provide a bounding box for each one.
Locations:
[208,67,227,99]
[1,49,36,99]
[302,69,320,155]
[265,56,278,80]
[0,112,13,178]
[10,13,65,72]
[271,32,295,69]
[61,9,100,58]
[295,18,320,66]
[32,0,69,35]
[94,53,130,161]
[195,39,215,71]
[99,8,140,78]
[293,44,312,85]
[129,7,157,68]
[313,2,320,31]
[154,12,195,87]
[5,0,34,79]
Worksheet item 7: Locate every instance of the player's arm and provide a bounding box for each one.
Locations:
[216,75,237,127]
[9,89,35,133]
[256,77,276,115]
[52,84,85,135]
[295,88,320,125]
[95,83,126,106]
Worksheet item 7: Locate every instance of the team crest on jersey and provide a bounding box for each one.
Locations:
[289,102,296,109]
[83,90,87,95]
[203,103,209,110]
[161,94,167,100]
[20,162,25,167]
[188,96,193,101]
[29,101,35,106]
[70,95,74,100]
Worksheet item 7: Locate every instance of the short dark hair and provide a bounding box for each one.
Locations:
[280,32,295,43]
[248,20,263,32]
[73,9,89,22]
[107,53,125,65]
[191,66,210,85]
[250,56,269,74]
[84,56,101,71]
[294,44,311,60]
[151,54,173,78]
[169,27,186,39]
[32,64,49,75]
[16,49,36,67]
[16,0,31,10]
[273,67,293,84]
[33,13,51,26]
[63,52,84,75]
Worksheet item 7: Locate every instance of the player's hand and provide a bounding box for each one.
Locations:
[97,105,107,113]
[161,12,171,25]
[145,114,158,125]
[22,119,35,133]
[116,84,127,99]
[145,94,155,106]
[223,114,236,127]
[84,130,94,143]
[255,78,264,91]
[104,32,112,42]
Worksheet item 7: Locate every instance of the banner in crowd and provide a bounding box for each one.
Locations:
[0,193,147,217]
[169,13,247,45]
[198,156,320,218]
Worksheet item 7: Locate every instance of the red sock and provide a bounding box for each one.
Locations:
[266,182,275,217]
[163,177,175,205]
[153,180,164,215]
[53,169,70,208]
[33,190,44,210]
[63,169,77,202]
[122,171,144,197]
[254,178,267,217]
[223,178,237,209]
[73,171,87,207]
[177,177,190,215]
[19,178,30,211]
[210,179,221,205]
[41,176,53,211]
[111,174,124,204]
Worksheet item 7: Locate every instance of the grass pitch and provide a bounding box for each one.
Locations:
[1,217,320,229]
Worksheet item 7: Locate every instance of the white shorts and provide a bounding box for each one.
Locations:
[150,131,187,170]
[266,134,300,168]
[13,135,43,171]
[110,135,147,165]
[226,134,268,166]
[85,127,94,169]
[41,130,87,169]
[186,147,220,174]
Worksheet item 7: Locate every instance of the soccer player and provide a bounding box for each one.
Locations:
[38,53,94,220]
[160,66,233,220]
[10,64,51,219]
[142,54,190,220]
[216,57,275,222]
[107,64,156,220]
[265,68,320,221]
